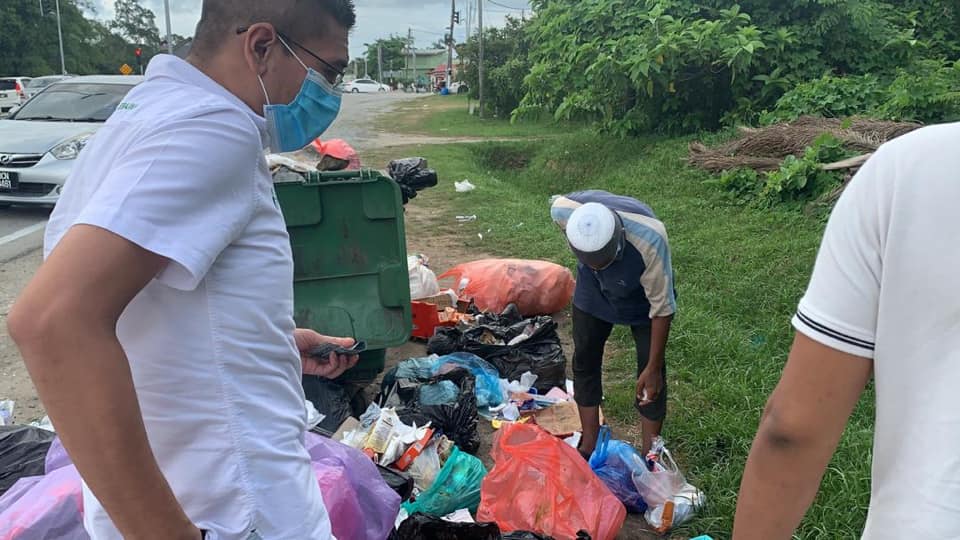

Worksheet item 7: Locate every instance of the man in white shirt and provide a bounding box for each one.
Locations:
[8,1,359,539]
[733,124,960,538]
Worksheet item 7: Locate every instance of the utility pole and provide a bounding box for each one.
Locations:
[466,0,472,41]
[478,0,484,117]
[377,44,384,83]
[54,0,66,74]
[447,0,456,89]
[163,0,174,54]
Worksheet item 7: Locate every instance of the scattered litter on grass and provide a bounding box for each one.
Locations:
[457,215,478,223]
[456,180,477,193]
[0,401,13,426]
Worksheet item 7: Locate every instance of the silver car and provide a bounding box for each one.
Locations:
[0,75,143,206]
[23,75,74,100]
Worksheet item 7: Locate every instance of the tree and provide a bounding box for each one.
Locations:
[111,0,161,52]
[364,36,408,81]
[459,17,531,117]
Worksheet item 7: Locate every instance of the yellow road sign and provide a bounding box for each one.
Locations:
[119,64,133,76]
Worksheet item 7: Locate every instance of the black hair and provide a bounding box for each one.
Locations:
[191,0,356,58]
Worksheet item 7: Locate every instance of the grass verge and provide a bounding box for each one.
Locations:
[380,95,574,138]
[376,127,874,538]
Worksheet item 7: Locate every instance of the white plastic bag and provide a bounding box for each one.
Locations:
[633,437,687,507]
[455,180,476,193]
[644,484,706,533]
[408,255,440,300]
[407,438,442,491]
[0,401,13,426]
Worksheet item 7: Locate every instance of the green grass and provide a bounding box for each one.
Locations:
[381,95,574,138]
[385,124,875,538]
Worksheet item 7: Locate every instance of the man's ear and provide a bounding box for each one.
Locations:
[242,23,280,76]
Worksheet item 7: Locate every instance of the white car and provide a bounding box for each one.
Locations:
[0,77,31,113]
[342,79,390,93]
[23,75,74,100]
[0,75,144,206]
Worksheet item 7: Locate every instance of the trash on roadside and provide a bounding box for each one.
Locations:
[439,259,575,316]
[306,400,325,431]
[266,153,314,173]
[477,423,626,540]
[0,465,85,540]
[428,307,567,394]
[0,426,56,497]
[0,401,13,427]
[304,377,356,434]
[443,508,476,523]
[28,416,54,433]
[305,432,402,540]
[432,353,505,408]
[456,215,478,223]
[455,180,476,193]
[502,532,561,540]
[407,436,443,491]
[634,437,705,533]
[588,426,648,514]
[394,512,500,540]
[388,157,439,204]
[533,400,582,437]
[403,446,487,517]
[381,364,481,454]
[409,254,441,301]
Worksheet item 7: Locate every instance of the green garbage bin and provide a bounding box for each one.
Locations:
[275,169,412,383]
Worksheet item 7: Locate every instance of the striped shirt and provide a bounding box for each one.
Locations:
[552,191,677,325]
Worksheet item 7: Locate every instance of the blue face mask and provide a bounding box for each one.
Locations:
[259,38,342,153]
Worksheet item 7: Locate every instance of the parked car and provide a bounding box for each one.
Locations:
[0,75,144,206]
[23,75,74,100]
[0,77,30,113]
[449,81,469,94]
[342,78,390,93]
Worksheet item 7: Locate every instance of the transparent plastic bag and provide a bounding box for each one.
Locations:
[407,438,442,491]
[632,437,687,508]
[432,353,505,408]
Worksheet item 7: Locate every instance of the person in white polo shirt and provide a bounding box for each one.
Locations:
[733,124,960,539]
[7,2,358,539]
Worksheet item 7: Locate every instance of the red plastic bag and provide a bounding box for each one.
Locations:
[439,259,575,316]
[477,423,626,540]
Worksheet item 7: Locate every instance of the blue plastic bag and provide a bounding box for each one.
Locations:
[402,446,487,516]
[432,352,505,408]
[589,426,649,514]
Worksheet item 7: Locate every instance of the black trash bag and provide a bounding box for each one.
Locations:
[377,464,414,501]
[388,157,427,181]
[380,367,481,454]
[0,425,55,496]
[394,513,501,540]
[388,157,439,205]
[462,317,567,394]
[503,532,556,540]
[302,376,353,434]
[426,327,463,356]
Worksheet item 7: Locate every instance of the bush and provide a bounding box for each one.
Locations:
[761,75,884,124]
[878,60,960,123]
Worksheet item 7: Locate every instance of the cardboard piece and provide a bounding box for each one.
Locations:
[533,400,582,436]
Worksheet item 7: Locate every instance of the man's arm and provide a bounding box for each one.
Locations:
[9,225,200,540]
[636,315,672,405]
[733,333,872,539]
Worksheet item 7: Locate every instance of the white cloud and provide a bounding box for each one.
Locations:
[84,0,531,57]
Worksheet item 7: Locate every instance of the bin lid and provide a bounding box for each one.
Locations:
[275,169,412,351]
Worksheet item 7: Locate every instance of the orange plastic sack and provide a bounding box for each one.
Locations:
[439,259,575,316]
[477,423,626,540]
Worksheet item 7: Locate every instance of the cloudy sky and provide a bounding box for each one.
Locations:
[86,0,532,57]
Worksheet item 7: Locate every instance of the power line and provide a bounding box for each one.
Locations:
[488,0,526,10]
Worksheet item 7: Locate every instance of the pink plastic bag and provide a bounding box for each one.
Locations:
[0,466,87,540]
[304,433,401,540]
[477,423,626,540]
[439,259,576,316]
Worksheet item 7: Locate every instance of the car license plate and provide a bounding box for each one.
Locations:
[0,171,19,191]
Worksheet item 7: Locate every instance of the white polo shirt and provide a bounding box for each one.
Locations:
[44,55,333,540]
[793,123,960,539]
